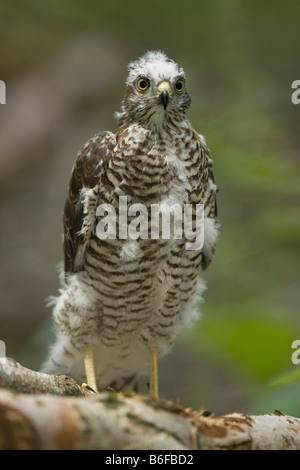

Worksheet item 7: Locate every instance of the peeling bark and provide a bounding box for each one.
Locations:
[0,357,299,450]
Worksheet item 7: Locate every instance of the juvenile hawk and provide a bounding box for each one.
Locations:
[43,51,218,397]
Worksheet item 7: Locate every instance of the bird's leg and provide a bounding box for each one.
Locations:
[149,349,159,399]
[82,345,98,393]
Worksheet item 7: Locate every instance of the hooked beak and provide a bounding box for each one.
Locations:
[157,81,171,110]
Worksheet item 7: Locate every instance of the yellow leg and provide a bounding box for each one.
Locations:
[149,349,159,399]
[83,345,98,393]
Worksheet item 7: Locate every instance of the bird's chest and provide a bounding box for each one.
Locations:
[93,130,203,264]
[90,128,202,276]
[109,132,195,208]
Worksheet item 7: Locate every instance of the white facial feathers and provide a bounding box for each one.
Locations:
[123,51,191,124]
[126,51,185,87]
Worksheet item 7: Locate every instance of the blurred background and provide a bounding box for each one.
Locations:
[0,0,299,416]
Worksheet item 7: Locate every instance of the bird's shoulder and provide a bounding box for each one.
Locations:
[72,131,116,187]
[63,131,116,273]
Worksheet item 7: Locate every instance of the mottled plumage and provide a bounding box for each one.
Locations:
[43,51,218,393]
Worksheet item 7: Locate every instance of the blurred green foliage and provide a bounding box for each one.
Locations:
[0,0,299,415]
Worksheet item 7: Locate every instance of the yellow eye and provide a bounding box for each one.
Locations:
[137,77,150,92]
[175,79,184,93]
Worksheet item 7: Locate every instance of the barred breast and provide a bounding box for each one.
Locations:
[43,121,215,389]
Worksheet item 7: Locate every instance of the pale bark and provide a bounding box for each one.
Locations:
[0,357,84,396]
[0,357,299,450]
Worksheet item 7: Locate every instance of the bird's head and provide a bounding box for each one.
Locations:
[121,51,191,127]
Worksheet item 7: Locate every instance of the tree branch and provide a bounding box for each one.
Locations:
[0,357,84,396]
[0,357,299,450]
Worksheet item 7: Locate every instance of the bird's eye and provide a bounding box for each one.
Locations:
[137,78,150,92]
[175,79,184,93]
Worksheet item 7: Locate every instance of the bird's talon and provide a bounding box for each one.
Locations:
[82,382,97,394]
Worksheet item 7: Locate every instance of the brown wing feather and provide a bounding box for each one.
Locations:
[200,146,218,271]
[63,131,116,274]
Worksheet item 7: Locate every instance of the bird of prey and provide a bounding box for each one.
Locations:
[42,51,218,398]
